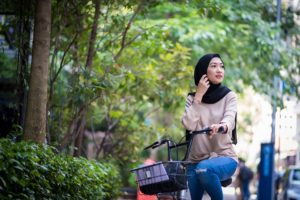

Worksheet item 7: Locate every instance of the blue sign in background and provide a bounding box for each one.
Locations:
[258,143,275,200]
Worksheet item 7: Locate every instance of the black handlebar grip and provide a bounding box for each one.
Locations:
[217,126,225,133]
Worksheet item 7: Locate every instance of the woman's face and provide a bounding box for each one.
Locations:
[207,57,224,84]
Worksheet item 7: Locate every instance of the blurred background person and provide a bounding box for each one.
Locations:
[237,158,254,200]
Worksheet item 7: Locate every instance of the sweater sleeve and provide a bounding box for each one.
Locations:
[181,95,203,131]
[220,92,237,133]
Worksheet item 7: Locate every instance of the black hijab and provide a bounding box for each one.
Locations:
[190,53,237,144]
[194,53,231,104]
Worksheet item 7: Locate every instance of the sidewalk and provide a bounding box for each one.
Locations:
[161,186,238,200]
[223,186,237,200]
[118,186,238,200]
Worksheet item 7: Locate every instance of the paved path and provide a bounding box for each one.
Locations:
[181,186,238,200]
[118,186,238,200]
[223,187,237,200]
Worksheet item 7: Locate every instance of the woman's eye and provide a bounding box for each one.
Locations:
[210,64,224,68]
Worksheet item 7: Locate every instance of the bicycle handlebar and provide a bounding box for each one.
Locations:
[144,138,173,150]
[144,127,225,150]
[188,126,225,135]
[144,141,159,150]
[142,126,226,162]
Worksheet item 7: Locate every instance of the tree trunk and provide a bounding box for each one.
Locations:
[85,0,100,71]
[23,0,51,143]
[17,0,32,131]
[73,0,101,157]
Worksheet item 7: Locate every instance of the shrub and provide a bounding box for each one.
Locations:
[0,139,121,199]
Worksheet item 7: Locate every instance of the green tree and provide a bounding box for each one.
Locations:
[1,0,300,188]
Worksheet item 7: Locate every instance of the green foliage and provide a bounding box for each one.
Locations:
[0,139,121,199]
[46,0,300,179]
[143,0,296,98]
[2,0,300,190]
[0,53,17,78]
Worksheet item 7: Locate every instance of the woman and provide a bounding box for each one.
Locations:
[181,53,238,200]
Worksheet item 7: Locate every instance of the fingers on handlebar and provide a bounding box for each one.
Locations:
[218,126,225,133]
[208,125,226,135]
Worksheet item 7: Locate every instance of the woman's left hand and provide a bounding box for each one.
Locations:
[209,124,227,138]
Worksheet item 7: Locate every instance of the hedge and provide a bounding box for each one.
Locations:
[0,139,121,199]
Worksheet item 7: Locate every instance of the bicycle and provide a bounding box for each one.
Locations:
[131,127,230,200]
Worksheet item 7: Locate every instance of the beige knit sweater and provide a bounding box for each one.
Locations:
[181,91,238,163]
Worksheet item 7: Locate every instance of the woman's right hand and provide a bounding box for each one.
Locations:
[194,75,210,102]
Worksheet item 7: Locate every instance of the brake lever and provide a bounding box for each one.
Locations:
[152,139,169,149]
[207,126,225,134]
[190,126,225,135]
[144,141,159,150]
[144,138,170,150]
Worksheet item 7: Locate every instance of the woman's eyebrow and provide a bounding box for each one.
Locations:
[210,62,223,65]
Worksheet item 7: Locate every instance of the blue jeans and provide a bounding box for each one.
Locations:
[241,180,250,200]
[187,156,238,200]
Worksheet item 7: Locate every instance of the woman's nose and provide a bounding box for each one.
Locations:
[216,66,223,71]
